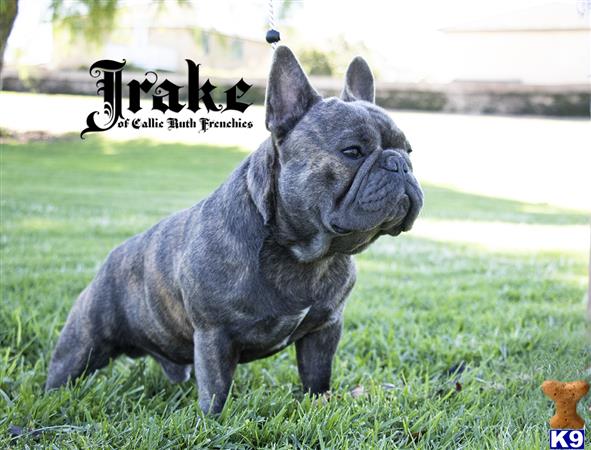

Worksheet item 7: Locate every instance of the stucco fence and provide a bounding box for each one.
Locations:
[2,69,588,117]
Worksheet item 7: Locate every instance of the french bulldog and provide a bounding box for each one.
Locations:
[46,46,424,414]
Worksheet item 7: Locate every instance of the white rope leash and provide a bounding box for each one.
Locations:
[268,0,275,34]
[266,0,280,49]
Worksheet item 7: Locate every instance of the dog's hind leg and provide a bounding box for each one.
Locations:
[45,289,116,390]
[153,355,191,384]
[45,324,113,390]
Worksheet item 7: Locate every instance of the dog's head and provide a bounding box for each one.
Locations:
[248,46,423,262]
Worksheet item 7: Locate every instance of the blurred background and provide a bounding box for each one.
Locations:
[1,0,589,210]
[2,0,590,114]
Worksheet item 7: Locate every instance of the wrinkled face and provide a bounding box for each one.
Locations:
[263,47,423,262]
[277,99,423,256]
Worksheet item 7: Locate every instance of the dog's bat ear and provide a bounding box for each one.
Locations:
[265,46,321,138]
[342,56,375,103]
[247,139,276,225]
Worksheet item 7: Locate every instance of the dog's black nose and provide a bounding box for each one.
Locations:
[381,150,408,173]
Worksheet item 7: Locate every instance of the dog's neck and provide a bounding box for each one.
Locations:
[246,139,334,263]
[270,182,333,263]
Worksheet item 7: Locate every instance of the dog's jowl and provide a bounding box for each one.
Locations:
[46,46,424,414]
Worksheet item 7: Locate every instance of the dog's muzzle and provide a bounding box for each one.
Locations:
[329,148,423,235]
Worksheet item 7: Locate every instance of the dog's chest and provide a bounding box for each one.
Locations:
[260,241,353,308]
[236,306,317,362]
[235,251,353,361]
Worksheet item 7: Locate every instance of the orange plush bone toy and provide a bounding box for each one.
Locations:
[541,380,589,429]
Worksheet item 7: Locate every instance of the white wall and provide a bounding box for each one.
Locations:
[442,30,590,84]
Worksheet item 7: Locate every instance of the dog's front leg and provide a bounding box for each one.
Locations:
[193,328,238,414]
[295,319,342,395]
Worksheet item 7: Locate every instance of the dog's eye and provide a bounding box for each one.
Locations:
[341,146,363,159]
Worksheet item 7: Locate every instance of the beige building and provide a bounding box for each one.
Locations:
[441,3,590,85]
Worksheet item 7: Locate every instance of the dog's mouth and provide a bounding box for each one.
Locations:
[328,179,423,237]
[330,223,353,235]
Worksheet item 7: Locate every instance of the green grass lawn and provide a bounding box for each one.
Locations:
[1,136,589,449]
